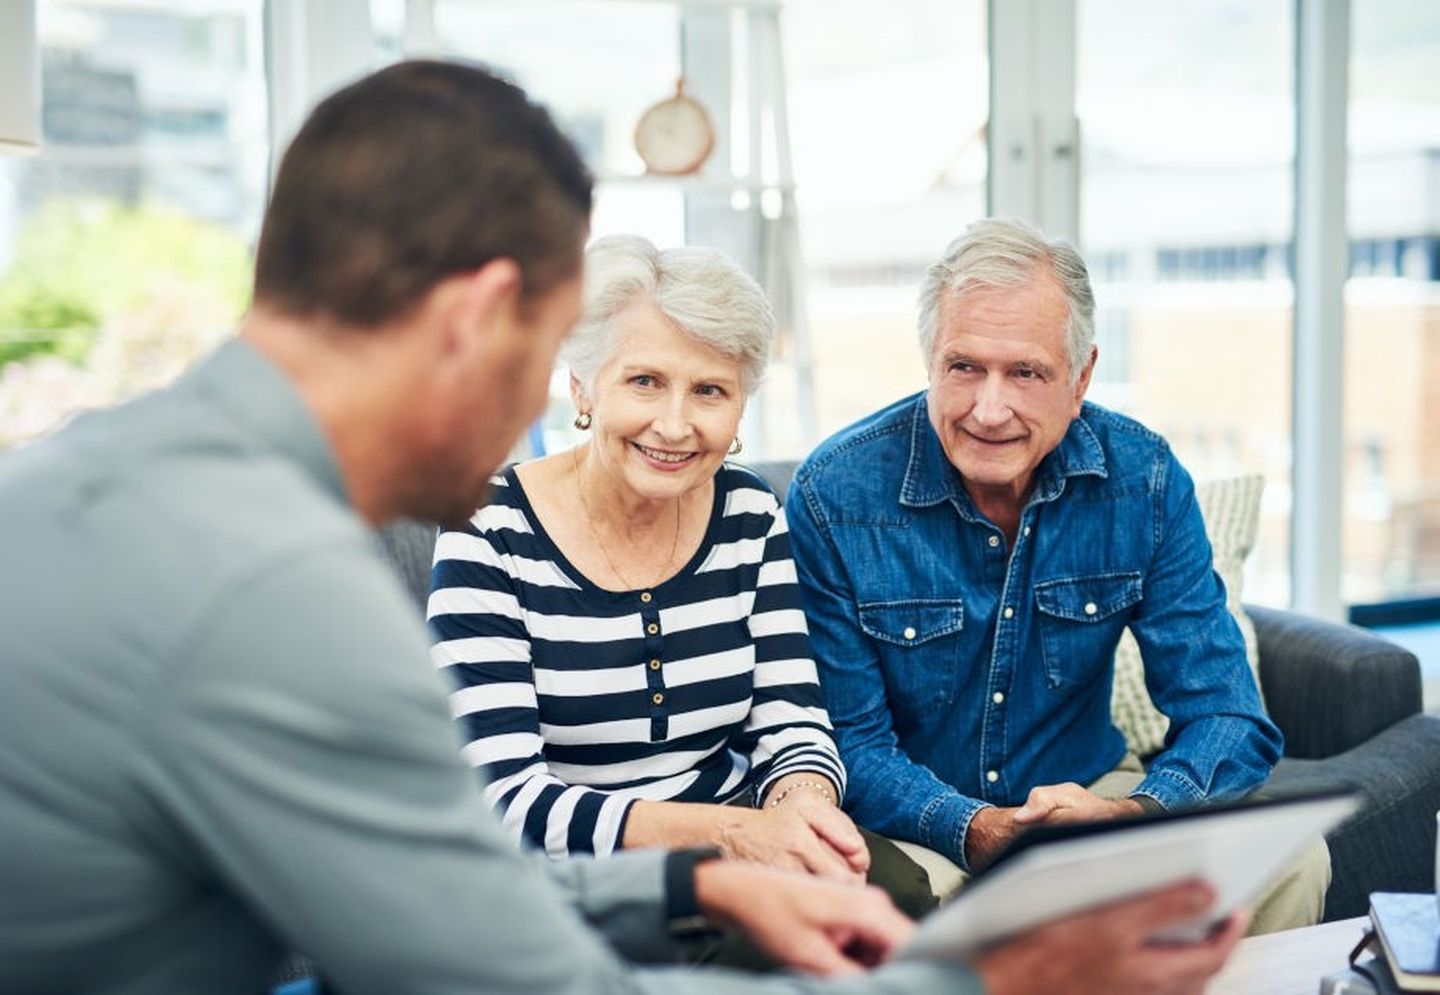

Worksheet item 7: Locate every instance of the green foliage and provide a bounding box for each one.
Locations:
[0,199,252,366]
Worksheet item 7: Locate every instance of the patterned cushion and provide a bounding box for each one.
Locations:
[1109,474,1266,758]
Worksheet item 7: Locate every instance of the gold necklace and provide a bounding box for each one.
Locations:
[572,447,682,591]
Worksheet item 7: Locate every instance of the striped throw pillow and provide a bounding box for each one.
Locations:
[1109,474,1266,758]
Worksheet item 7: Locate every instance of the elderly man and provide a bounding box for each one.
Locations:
[787,218,1328,932]
[0,67,1246,994]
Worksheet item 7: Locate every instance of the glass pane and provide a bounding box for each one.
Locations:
[1343,1,1440,604]
[431,0,684,245]
[781,0,988,450]
[1077,0,1294,605]
[0,0,267,451]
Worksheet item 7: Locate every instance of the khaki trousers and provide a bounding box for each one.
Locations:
[890,754,1332,936]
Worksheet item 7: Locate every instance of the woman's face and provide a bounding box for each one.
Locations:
[578,300,746,503]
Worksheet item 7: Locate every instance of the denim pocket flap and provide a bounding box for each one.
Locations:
[1033,572,1143,623]
[857,599,965,646]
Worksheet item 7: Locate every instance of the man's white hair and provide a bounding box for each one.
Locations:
[916,218,1096,382]
[564,234,774,395]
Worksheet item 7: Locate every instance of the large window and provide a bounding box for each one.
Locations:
[6,1,1434,619]
[1343,1,1440,603]
[1077,0,1295,605]
[0,0,267,450]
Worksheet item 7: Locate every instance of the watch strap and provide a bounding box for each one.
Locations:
[664,847,724,938]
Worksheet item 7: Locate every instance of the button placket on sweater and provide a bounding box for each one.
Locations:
[641,593,668,741]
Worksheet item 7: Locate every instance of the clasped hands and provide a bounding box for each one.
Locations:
[716,777,870,884]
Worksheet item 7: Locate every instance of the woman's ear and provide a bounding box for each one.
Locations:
[569,371,590,413]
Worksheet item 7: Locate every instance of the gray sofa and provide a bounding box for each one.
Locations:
[1248,605,1440,918]
[377,459,1440,923]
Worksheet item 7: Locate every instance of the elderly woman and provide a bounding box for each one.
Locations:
[428,234,932,919]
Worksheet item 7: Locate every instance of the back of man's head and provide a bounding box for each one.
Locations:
[253,60,593,329]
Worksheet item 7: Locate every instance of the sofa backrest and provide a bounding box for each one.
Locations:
[376,520,438,613]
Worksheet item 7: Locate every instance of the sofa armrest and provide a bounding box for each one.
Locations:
[1256,712,1440,919]
[1249,603,1421,760]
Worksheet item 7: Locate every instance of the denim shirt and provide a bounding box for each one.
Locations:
[786,393,1282,871]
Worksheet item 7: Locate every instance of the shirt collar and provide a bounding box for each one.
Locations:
[188,337,352,510]
[899,394,1108,510]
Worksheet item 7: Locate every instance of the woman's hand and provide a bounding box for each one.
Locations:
[715,780,869,884]
[778,789,871,878]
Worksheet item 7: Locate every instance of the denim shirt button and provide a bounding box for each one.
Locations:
[1084,602,1098,616]
[986,770,999,783]
[1023,526,1031,537]
[987,535,1000,548]
[992,692,1005,704]
[1002,606,1014,620]
[903,626,917,640]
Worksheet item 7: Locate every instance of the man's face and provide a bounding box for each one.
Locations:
[925,270,1094,511]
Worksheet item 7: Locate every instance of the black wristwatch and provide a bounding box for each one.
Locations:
[664,847,724,938]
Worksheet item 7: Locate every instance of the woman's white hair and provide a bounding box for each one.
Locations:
[564,234,774,396]
[916,218,1096,383]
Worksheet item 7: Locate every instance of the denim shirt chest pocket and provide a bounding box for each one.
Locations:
[857,599,965,721]
[1032,572,1143,691]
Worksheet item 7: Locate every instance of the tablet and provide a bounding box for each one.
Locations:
[898,790,1360,963]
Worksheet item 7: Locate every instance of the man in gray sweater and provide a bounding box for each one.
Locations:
[0,60,1243,995]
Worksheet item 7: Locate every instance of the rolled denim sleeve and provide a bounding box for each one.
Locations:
[786,474,988,871]
[1127,454,1283,810]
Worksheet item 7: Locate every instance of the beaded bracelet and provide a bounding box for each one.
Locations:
[767,779,837,809]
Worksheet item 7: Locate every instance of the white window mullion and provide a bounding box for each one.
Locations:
[988,0,1078,242]
[1291,0,1349,621]
[403,0,439,57]
[265,0,375,185]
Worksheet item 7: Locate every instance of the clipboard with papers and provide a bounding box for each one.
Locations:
[899,790,1361,963]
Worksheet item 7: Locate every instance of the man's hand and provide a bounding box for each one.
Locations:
[1013,782,1145,827]
[964,805,1026,871]
[694,860,914,975]
[715,801,869,884]
[974,880,1248,995]
[966,786,1146,870]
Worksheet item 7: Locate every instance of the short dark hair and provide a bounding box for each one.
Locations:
[253,60,593,327]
